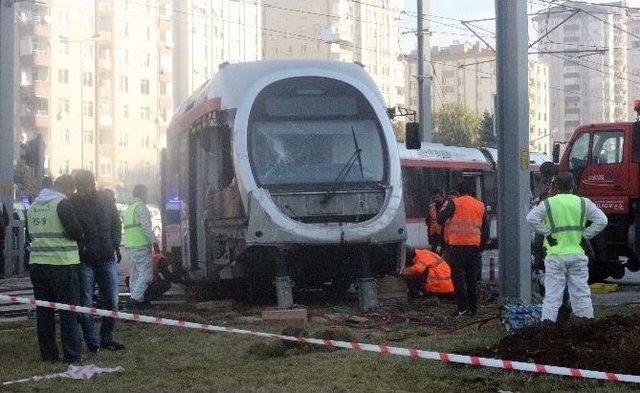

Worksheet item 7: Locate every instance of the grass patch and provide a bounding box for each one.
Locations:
[1,303,639,392]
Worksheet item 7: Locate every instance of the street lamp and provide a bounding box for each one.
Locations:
[59,34,102,173]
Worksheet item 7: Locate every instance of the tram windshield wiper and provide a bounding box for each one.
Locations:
[320,126,364,204]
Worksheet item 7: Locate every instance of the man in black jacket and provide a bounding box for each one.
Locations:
[71,170,125,352]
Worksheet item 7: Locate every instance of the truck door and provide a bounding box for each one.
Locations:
[574,129,629,213]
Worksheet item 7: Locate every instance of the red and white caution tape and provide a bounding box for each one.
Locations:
[2,294,639,384]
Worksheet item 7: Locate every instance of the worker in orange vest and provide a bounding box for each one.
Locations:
[425,189,445,254]
[402,247,454,298]
[438,182,488,317]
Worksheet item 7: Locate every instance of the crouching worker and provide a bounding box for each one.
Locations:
[142,243,172,303]
[401,247,454,299]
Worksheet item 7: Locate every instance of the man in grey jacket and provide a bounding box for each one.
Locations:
[122,185,155,309]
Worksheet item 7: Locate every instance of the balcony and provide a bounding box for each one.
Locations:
[35,114,50,128]
[19,85,34,97]
[32,50,50,66]
[34,80,50,96]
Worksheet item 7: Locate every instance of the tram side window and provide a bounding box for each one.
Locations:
[207,124,234,191]
[402,167,449,219]
[592,131,624,165]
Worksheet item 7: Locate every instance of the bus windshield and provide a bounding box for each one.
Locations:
[248,77,387,189]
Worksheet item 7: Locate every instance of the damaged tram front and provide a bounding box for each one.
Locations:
[163,60,406,307]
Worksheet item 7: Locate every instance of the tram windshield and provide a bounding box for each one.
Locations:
[249,77,387,189]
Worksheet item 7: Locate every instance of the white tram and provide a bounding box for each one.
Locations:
[163,60,406,305]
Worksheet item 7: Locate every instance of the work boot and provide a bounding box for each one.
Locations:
[101,341,126,351]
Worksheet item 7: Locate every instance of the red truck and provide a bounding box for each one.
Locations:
[553,101,640,281]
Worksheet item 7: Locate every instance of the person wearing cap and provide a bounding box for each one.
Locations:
[27,175,84,363]
[401,247,454,298]
[527,172,607,322]
[122,184,155,309]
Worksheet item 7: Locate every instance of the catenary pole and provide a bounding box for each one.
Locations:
[495,1,531,304]
[416,0,432,142]
[0,0,15,277]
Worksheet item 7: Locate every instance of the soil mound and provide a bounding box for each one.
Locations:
[480,314,640,375]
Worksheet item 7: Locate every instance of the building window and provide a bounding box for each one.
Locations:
[58,41,69,55]
[160,81,168,95]
[82,101,94,117]
[119,76,129,93]
[140,79,150,95]
[301,44,308,55]
[100,161,112,177]
[159,108,167,122]
[35,97,49,115]
[58,9,69,25]
[119,161,129,177]
[118,132,129,147]
[121,104,129,118]
[141,133,150,148]
[83,129,94,144]
[82,44,93,59]
[57,98,69,118]
[60,128,70,144]
[85,160,93,172]
[142,52,150,68]
[99,16,112,32]
[83,72,93,87]
[140,106,150,120]
[59,160,70,175]
[117,49,129,64]
[118,21,128,37]
[58,69,69,84]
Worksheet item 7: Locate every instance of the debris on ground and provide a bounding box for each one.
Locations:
[245,326,357,359]
[589,283,619,294]
[480,314,640,375]
[194,299,235,311]
[262,308,307,325]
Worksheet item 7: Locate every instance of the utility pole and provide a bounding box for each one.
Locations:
[416,0,432,142]
[495,1,531,304]
[0,0,16,277]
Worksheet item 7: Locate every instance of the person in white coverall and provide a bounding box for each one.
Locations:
[526,172,607,322]
[122,185,155,309]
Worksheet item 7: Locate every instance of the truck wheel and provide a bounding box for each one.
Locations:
[610,263,626,280]
[627,257,640,272]
[588,263,609,284]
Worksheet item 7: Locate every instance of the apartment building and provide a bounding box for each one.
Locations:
[262,0,406,110]
[413,42,551,152]
[16,0,172,201]
[172,0,262,107]
[533,2,629,141]
[628,14,640,117]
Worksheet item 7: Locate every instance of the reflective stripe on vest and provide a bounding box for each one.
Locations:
[446,196,484,246]
[543,194,586,255]
[27,197,79,266]
[122,201,150,248]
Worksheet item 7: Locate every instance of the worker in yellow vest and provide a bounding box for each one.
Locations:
[527,172,607,322]
[122,185,155,309]
[27,175,84,363]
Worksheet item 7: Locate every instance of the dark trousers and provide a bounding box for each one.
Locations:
[447,246,481,313]
[30,263,82,362]
[144,279,172,302]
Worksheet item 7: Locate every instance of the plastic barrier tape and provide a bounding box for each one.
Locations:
[2,294,639,384]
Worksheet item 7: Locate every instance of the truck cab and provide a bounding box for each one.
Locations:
[556,108,640,278]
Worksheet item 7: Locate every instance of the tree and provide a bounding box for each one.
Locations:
[479,110,497,148]
[433,103,482,147]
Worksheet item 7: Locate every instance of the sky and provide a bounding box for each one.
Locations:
[401,0,640,50]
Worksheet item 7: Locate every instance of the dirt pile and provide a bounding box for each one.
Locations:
[480,314,640,375]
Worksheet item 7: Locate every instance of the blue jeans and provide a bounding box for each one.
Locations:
[79,258,119,347]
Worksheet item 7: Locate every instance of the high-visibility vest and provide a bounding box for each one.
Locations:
[445,195,484,246]
[27,197,79,266]
[403,249,454,294]
[428,203,443,236]
[543,194,587,256]
[122,201,150,248]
